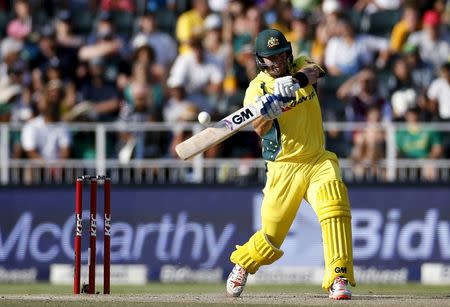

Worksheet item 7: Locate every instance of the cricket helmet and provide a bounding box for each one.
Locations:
[254,29,292,68]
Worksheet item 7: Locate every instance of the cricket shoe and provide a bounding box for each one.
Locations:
[226,264,248,297]
[328,276,352,300]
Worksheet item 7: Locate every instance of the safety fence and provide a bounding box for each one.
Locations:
[0,122,449,185]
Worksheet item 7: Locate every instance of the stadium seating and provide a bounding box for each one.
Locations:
[155,7,176,35]
[362,10,402,37]
[72,9,95,35]
[111,10,134,36]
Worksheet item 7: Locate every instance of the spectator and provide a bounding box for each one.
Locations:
[259,0,278,27]
[29,25,78,81]
[130,34,166,84]
[117,81,157,161]
[324,20,390,76]
[390,88,418,122]
[427,62,450,121]
[269,1,293,36]
[310,22,328,67]
[337,67,390,122]
[219,42,256,116]
[320,0,345,39]
[7,61,33,125]
[30,25,58,73]
[163,85,199,158]
[231,5,266,55]
[407,10,450,71]
[351,105,385,179]
[0,80,24,159]
[389,5,420,54]
[401,43,435,95]
[203,13,230,73]
[0,81,21,122]
[21,80,72,161]
[130,49,164,114]
[39,58,78,120]
[388,56,418,120]
[0,38,23,85]
[175,0,209,54]
[208,0,228,13]
[354,0,402,14]
[43,58,63,82]
[6,0,31,40]
[77,57,120,122]
[244,6,266,40]
[120,62,161,122]
[433,0,448,21]
[167,37,224,113]
[79,11,128,83]
[396,106,444,181]
[54,10,85,49]
[287,11,313,58]
[131,13,177,69]
[232,43,257,92]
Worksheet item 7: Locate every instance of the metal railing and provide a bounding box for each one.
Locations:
[1,121,450,185]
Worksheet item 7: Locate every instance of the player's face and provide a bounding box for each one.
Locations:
[262,52,289,78]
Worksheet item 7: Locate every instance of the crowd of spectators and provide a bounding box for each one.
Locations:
[0,0,448,180]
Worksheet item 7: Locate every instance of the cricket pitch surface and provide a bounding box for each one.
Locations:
[1,283,450,307]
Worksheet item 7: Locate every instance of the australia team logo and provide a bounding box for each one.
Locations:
[267,37,279,48]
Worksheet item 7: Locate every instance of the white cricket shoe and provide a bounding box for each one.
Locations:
[226,264,248,297]
[328,276,352,300]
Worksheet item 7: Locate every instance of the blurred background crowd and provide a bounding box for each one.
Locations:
[0,0,449,181]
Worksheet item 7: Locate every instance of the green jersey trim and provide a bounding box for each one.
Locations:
[261,119,282,161]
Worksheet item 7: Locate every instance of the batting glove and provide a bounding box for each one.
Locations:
[259,94,283,120]
[273,76,300,102]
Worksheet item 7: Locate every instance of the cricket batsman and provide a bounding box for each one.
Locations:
[226,29,356,300]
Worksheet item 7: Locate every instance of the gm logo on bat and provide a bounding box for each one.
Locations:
[221,106,256,131]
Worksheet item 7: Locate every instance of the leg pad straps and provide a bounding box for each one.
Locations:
[230,230,284,274]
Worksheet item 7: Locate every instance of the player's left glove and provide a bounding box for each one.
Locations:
[273,76,300,100]
[259,94,283,120]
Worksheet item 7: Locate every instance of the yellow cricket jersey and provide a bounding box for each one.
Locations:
[243,56,325,162]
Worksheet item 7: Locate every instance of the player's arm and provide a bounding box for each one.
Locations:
[290,56,326,87]
[253,116,273,137]
[293,65,325,87]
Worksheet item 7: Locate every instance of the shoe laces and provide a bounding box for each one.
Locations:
[333,277,348,290]
[232,266,247,283]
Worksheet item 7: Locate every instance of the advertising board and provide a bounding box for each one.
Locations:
[0,185,448,283]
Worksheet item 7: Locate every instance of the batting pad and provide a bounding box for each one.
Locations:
[316,180,356,290]
[230,230,284,274]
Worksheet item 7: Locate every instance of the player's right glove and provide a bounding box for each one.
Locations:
[273,76,300,100]
[259,94,284,120]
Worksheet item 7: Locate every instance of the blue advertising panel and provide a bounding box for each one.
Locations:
[0,185,449,282]
[0,187,254,281]
[350,187,450,281]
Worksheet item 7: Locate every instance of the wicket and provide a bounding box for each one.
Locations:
[74,175,111,295]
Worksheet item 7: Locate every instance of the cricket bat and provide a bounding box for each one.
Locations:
[175,99,264,160]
